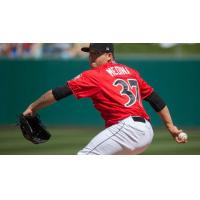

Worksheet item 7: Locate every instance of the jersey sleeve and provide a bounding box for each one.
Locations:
[67,70,99,99]
[135,71,154,100]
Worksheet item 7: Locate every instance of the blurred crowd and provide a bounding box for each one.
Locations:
[0,43,89,59]
[1,43,196,59]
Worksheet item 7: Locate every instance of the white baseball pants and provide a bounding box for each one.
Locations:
[77,116,154,155]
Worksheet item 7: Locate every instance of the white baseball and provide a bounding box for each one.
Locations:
[178,132,188,140]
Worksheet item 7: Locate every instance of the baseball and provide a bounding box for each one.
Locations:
[178,132,188,140]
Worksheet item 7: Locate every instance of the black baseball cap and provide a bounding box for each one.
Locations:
[81,43,114,53]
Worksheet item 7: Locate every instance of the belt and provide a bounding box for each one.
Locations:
[132,116,146,123]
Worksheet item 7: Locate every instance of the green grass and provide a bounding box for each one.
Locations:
[144,128,200,155]
[0,127,199,155]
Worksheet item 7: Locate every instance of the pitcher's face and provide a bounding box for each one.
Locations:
[89,50,112,68]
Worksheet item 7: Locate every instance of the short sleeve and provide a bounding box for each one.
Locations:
[135,71,154,100]
[67,70,99,99]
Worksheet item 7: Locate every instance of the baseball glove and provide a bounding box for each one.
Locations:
[18,114,51,144]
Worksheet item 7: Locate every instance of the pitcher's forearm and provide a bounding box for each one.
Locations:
[28,90,56,112]
[158,106,174,128]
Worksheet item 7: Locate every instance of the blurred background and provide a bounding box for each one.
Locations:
[0,43,200,154]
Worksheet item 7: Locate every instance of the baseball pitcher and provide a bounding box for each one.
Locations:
[21,43,187,155]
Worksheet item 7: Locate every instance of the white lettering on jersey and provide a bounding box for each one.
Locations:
[106,66,130,77]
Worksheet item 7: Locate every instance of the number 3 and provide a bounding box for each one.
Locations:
[113,79,140,107]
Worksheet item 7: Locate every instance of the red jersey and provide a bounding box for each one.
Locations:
[67,62,154,127]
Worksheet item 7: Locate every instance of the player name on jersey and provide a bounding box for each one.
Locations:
[106,66,130,77]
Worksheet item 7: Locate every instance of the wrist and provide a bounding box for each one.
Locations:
[165,122,174,130]
[28,104,37,112]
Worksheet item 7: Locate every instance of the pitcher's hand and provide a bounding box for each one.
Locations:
[168,125,187,143]
[23,106,35,117]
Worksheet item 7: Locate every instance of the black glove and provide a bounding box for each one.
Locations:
[19,114,51,144]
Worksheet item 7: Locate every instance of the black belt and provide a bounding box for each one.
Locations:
[132,116,146,123]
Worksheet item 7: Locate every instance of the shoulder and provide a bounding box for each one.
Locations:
[81,69,99,79]
[82,69,96,76]
[75,69,99,84]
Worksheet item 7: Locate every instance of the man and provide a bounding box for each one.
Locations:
[23,43,187,155]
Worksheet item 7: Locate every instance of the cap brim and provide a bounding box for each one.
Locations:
[81,47,90,52]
